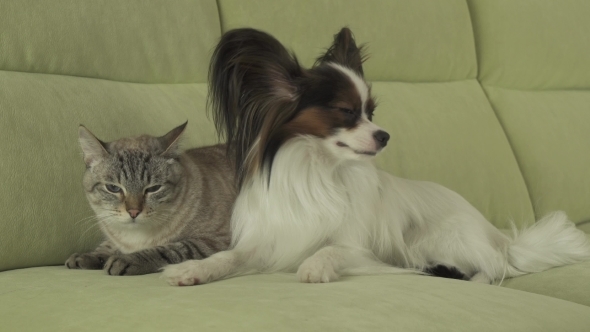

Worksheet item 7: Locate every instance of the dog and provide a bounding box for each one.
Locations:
[163,27,590,285]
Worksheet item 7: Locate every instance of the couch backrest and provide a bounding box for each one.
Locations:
[1,0,589,272]
[469,0,590,226]
[0,0,221,271]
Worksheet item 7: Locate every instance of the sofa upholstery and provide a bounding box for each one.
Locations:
[1,0,589,331]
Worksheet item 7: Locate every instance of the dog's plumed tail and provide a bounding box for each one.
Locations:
[506,211,590,278]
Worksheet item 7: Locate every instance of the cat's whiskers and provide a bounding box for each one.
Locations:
[78,213,118,241]
[75,212,106,223]
[81,213,116,227]
[74,211,117,226]
[148,215,170,227]
[70,126,235,276]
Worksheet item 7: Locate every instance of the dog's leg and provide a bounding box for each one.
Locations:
[297,246,342,283]
[297,245,401,283]
[162,249,249,286]
[469,272,493,284]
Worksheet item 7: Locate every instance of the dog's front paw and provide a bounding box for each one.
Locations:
[162,260,214,286]
[297,257,339,283]
[104,255,146,276]
[65,253,106,270]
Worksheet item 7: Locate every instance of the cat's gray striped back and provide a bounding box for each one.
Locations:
[66,122,237,276]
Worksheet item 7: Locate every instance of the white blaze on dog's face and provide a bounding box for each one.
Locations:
[280,62,389,162]
[323,64,389,161]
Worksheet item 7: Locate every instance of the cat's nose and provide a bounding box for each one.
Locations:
[127,209,141,219]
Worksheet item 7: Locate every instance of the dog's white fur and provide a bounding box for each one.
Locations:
[163,65,590,286]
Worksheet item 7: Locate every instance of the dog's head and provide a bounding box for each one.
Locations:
[209,27,388,185]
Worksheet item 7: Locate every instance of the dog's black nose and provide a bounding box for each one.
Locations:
[373,130,390,148]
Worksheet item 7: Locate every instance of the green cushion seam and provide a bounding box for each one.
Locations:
[466,83,590,93]
[479,85,537,221]
[466,0,536,222]
[465,0,481,80]
[0,69,205,85]
[216,0,226,34]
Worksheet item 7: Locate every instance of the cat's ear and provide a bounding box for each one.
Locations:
[315,27,366,76]
[159,121,187,156]
[78,125,109,167]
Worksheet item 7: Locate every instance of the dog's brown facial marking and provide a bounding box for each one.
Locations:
[281,62,373,138]
[282,107,334,139]
[329,82,363,129]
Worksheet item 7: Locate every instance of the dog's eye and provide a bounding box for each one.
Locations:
[338,107,356,116]
[145,185,162,194]
[105,184,122,193]
[366,107,376,121]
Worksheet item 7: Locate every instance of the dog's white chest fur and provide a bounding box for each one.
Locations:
[231,138,404,271]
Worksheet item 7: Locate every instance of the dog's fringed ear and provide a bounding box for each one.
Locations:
[208,28,304,186]
[315,27,367,76]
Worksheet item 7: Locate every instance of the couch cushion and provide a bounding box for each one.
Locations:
[503,260,590,307]
[373,81,534,227]
[218,0,477,82]
[483,86,590,224]
[1,267,590,332]
[0,0,220,83]
[579,222,590,233]
[501,234,590,306]
[468,0,590,89]
[0,71,217,272]
[468,0,590,225]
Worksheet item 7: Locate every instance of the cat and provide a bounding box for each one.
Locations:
[65,122,237,276]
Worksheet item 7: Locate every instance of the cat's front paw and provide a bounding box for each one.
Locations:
[297,257,339,283]
[65,253,106,270]
[162,260,211,286]
[104,255,149,276]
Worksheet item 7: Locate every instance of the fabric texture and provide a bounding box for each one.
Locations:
[502,240,590,306]
[218,0,477,82]
[0,70,216,272]
[484,86,590,224]
[1,267,590,332]
[1,0,590,330]
[372,81,534,227]
[468,0,590,89]
[0,0,220,83]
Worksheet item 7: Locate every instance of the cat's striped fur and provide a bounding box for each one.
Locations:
[66,122,237,276]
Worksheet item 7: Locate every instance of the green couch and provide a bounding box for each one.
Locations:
[2,0,590,330]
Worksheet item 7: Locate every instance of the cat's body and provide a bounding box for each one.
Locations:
[66,123,237,276]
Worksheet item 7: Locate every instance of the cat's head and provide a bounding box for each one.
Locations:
[78,122,187,227]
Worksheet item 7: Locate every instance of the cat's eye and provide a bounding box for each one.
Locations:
[105,184,122,193]
[145,185,162,194]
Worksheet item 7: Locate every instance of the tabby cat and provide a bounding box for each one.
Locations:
[66,122,236,276]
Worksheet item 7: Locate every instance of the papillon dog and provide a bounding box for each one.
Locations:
[163,27,590,285]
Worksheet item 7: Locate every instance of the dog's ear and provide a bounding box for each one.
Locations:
[315,27,366,76]
[209,28,305,185]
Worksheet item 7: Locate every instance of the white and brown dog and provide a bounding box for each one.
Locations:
[164,27,590,285]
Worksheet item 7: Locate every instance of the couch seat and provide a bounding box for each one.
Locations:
[1,267,589,332]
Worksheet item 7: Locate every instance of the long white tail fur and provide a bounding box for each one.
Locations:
[506,211,590,278]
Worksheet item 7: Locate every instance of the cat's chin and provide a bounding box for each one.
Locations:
[122,218,162,228]
[106,218,145,228]
[123,219,145,226]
